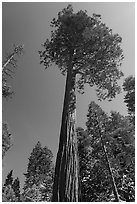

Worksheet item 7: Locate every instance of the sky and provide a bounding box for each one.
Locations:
[2,2,135,189]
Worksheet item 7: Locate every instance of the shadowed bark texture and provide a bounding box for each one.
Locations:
[52,66,79,201]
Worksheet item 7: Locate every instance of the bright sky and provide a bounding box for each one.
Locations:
[2,2,135,189]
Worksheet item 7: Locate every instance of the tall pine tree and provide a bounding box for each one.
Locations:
[39,4,124,201]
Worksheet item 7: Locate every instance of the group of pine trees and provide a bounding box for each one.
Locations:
[2,45,54,202]
[2,44,24,165]
[2,85,135,201]
[2,142,54,202]
[2,4,135,202]
[77,100,135,202]
[2,170,20,202]
[2,74,135,202]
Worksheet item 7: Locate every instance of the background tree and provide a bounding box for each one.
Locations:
[2,45,24,165]
[2,185,17,202]
[3,170,13,187]
[123,75,135,123]
[2,44,24,98]
[39,4,124,201]
[2,170,21,202]
[107,112,135,202]
[22,184,44,202]
[77,127,113,201]
[2,123,13,159]
[76,127,93,201]
[77,102,135,202]
[86,101,120,201]
[12,177,21,202]
[22,141,54,202]
[2,170,14,202]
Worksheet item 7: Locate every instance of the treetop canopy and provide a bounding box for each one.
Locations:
[39,4,124,100]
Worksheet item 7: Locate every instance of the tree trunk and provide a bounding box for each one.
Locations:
[2,45,24,72]
[52,61,79,201]
[2,53,15,71]
[64,109,79,201]
[100,135,120,202]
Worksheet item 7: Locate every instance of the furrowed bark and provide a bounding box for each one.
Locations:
[52,56,79,201]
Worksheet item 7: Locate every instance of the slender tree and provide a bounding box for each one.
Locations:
[2,44,24,98]
[77,107,135,201]
[2,44,24,201]
[86,102,120,201]
[77,101,134,202]
[107,112,135,202]
[2,45,24,165]
[2,44,24,70]
[39,5,124,201]
[76,127,93,201]
[77,126,114,201]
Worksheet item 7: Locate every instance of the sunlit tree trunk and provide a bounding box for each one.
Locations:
[2,53,15,71]
[2,45,24,71]
[100,134,120,202]
[64,109,79,201]
[52,58,79,201]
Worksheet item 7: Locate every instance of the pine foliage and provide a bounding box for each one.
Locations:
[2,170,21,202]
[12,177,21,201]
[39,4,124,201]
[22,141,54,202]
[123,76,135,123]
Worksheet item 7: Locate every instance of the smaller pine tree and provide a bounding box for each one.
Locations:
[12,177,21,201]
[4,170,13,187]
[2,170,17,202]
[23,141,54,202]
